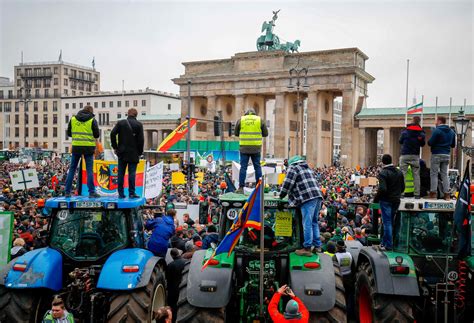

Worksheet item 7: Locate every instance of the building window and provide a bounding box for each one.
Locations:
[54,78,58,85]
[64,89,68,96]
[35,89,40,98]
[34,79,41,88]
[94,84,98,91]
[106,113,109,125]
[65,103,69,109]
[34,115,38,124]
[25,128,29,137]
[125,101,129,107]
[53,101,58,111]
[14,115,19,124]
[54,67,58,74]
[43,101,48,111]
[117,113,121,119]
[117,101,121,108]
[0,102,2,112]
[65,115,69,123]
[168,103,171,110]
[34,127,38,137]
[109,101,113,108]
[79,103,83,109]
[44,79,51,88]
[54,89,59,98]
[43,115,48,124]
[43,127,48,137]
[15,128,19,137]
[64,79,68,86]
[53,127,58,137]
[33,101,38,111]
[72,90,76,96]
[53,114,58,124]
[86,102,90,106]
[72,103,76,109]
[142,100,146,107]
[16,79,21,87]
[133,100,138,107]
[102,102,106,108]
[0,91,3,99]
[44,89,49,98]
[53,142,57,149]
[65,130,69,140]
[15,102,19,112]
[141,112,146,116]
[64,67,68,75]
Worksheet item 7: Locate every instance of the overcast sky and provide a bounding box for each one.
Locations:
[1,0,472,108]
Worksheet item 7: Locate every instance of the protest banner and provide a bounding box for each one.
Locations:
[9,169,40,191]
[0,212,14,269]
[145,162,163,199]
[169,163,180,171]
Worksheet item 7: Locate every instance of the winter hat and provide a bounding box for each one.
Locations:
[284,300,302,319]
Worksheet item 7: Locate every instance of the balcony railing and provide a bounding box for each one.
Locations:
[19,71,53,78]
[1,93,61,100]
[69,75,97,83]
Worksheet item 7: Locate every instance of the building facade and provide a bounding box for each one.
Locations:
[0,60,100,150]
[0,77,14,149]
[61,89,180,153]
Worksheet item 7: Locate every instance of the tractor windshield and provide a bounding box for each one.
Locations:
[394,211,457,255]
[50,209,129,260]
[234,208,301,253]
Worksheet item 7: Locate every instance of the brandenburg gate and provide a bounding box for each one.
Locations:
[173,47,374,167]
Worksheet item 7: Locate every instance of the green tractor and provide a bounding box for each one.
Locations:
[351,198,473,322]
[177,192,347,322]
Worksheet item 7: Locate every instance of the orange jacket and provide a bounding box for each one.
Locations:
[268,292,310,323]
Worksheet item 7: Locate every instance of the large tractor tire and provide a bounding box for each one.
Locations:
[107,265,167,323]
[0,285,47,323]
[310,259,347,323]
[355,261,414,323]
[176,261,225,323]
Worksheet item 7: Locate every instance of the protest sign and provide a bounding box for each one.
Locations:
[171,172,186,185]
[145,162,163,199]
[368,177,378,186]
[169,163,180,171]
[9,169,40,191]
[0,212,13,269]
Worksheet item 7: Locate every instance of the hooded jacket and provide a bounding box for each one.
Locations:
[399,124,425,155]
[66,109,100,155]
[428,124,456,155]
[374,165,405,204]
[145,215,175,257]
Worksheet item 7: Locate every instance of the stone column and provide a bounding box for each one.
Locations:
[340,90,355,167]
[235,95,245,118]
[383,128,391,155]
[306,91,319,166]
[358,128,367,167]
[274,93,288,158]
[145,130,153,150]
[207,96,217,141]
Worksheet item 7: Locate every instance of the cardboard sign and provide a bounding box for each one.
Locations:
[169,163,180,171]
[0,212,14,269]
[195,172,204,183]
[171,172,186,185]
[368,177,378,186]
[363,186,373,195]
[275,212,292,237]
[359,178,369,187]
[145,162,163,199]
[9,169,40,191]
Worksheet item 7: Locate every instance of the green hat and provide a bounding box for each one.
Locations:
[288,155,305,165]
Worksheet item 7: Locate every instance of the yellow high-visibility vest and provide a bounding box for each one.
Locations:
[71,116,95,147]
[239,115,262,147]
[404,166,414,194]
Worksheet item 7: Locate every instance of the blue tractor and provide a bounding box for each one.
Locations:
[0,197,167,323]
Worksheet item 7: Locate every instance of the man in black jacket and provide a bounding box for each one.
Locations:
[399,116,425,198]
[165,248,186,321]
[64,105,100,197]
[374,154,405,251]
[110,108,144,198]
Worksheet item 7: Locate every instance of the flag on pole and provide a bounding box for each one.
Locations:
[407,102,423,115]
[224,172,236,193]
[202,180,263,270]
[157,119,197,152]
[58,50,62,62]
[454,161,471,259]
[92,57,95,69]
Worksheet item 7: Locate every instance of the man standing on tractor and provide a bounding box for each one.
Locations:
[64,105,100,198]
[399,115,425,199]
[268,284,309,322]
[42,296,74,323]
[234,108,268,192]
[279,156,323,256]
[110,108,144,199]
[428,115,456,200]
[374,154,405,251]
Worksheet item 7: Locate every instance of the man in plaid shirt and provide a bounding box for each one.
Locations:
[279,156,323,256]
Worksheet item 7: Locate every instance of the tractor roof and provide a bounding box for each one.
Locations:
[398,198,456,212]
[45,196,146,209]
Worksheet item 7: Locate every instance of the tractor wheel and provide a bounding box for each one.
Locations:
[0,285,47,323]
[176,262,225,323]
[310,259,347,323]
[355,261,414,323]
[107,265,167,323]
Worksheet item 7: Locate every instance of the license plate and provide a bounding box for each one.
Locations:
[75,201,102,208]
[424,202,454,210]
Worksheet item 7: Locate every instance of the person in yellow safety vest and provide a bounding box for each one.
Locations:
[64,105,100,198]
[234,108,268,193]
[404,165,415,197]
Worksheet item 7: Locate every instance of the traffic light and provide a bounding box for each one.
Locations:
[214,116,221,136]
[228,122,235,137]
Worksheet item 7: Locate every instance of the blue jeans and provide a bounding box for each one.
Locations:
[379,200,399,249]
[300,198,323,248]
[65,153,95,195]
[239,152,262,187]
[118,160,138,197]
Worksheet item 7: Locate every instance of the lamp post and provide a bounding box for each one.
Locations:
[453,107,470,173]
[288,62,309,156]
[18,86,31,148]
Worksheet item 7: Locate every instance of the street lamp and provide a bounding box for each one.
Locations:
[288,60,309,156]
[453,107,471,171]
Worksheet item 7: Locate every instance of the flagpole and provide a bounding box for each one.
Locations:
[448,97,452,127]
[405,59,410,126]
[420,95,424,160]
[259,177,265,317]
[434,96,438,126]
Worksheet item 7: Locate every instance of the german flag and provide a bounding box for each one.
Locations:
[157,119,197,152]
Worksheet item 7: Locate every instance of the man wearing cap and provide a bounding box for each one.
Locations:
[280,156,323,256]
[268,284,309,322]
[234,108,269,192]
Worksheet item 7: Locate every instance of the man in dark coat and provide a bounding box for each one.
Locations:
[374,154,405,251]
[110,108,144,198]
[165,248,186,321]
[65,105,100,197]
